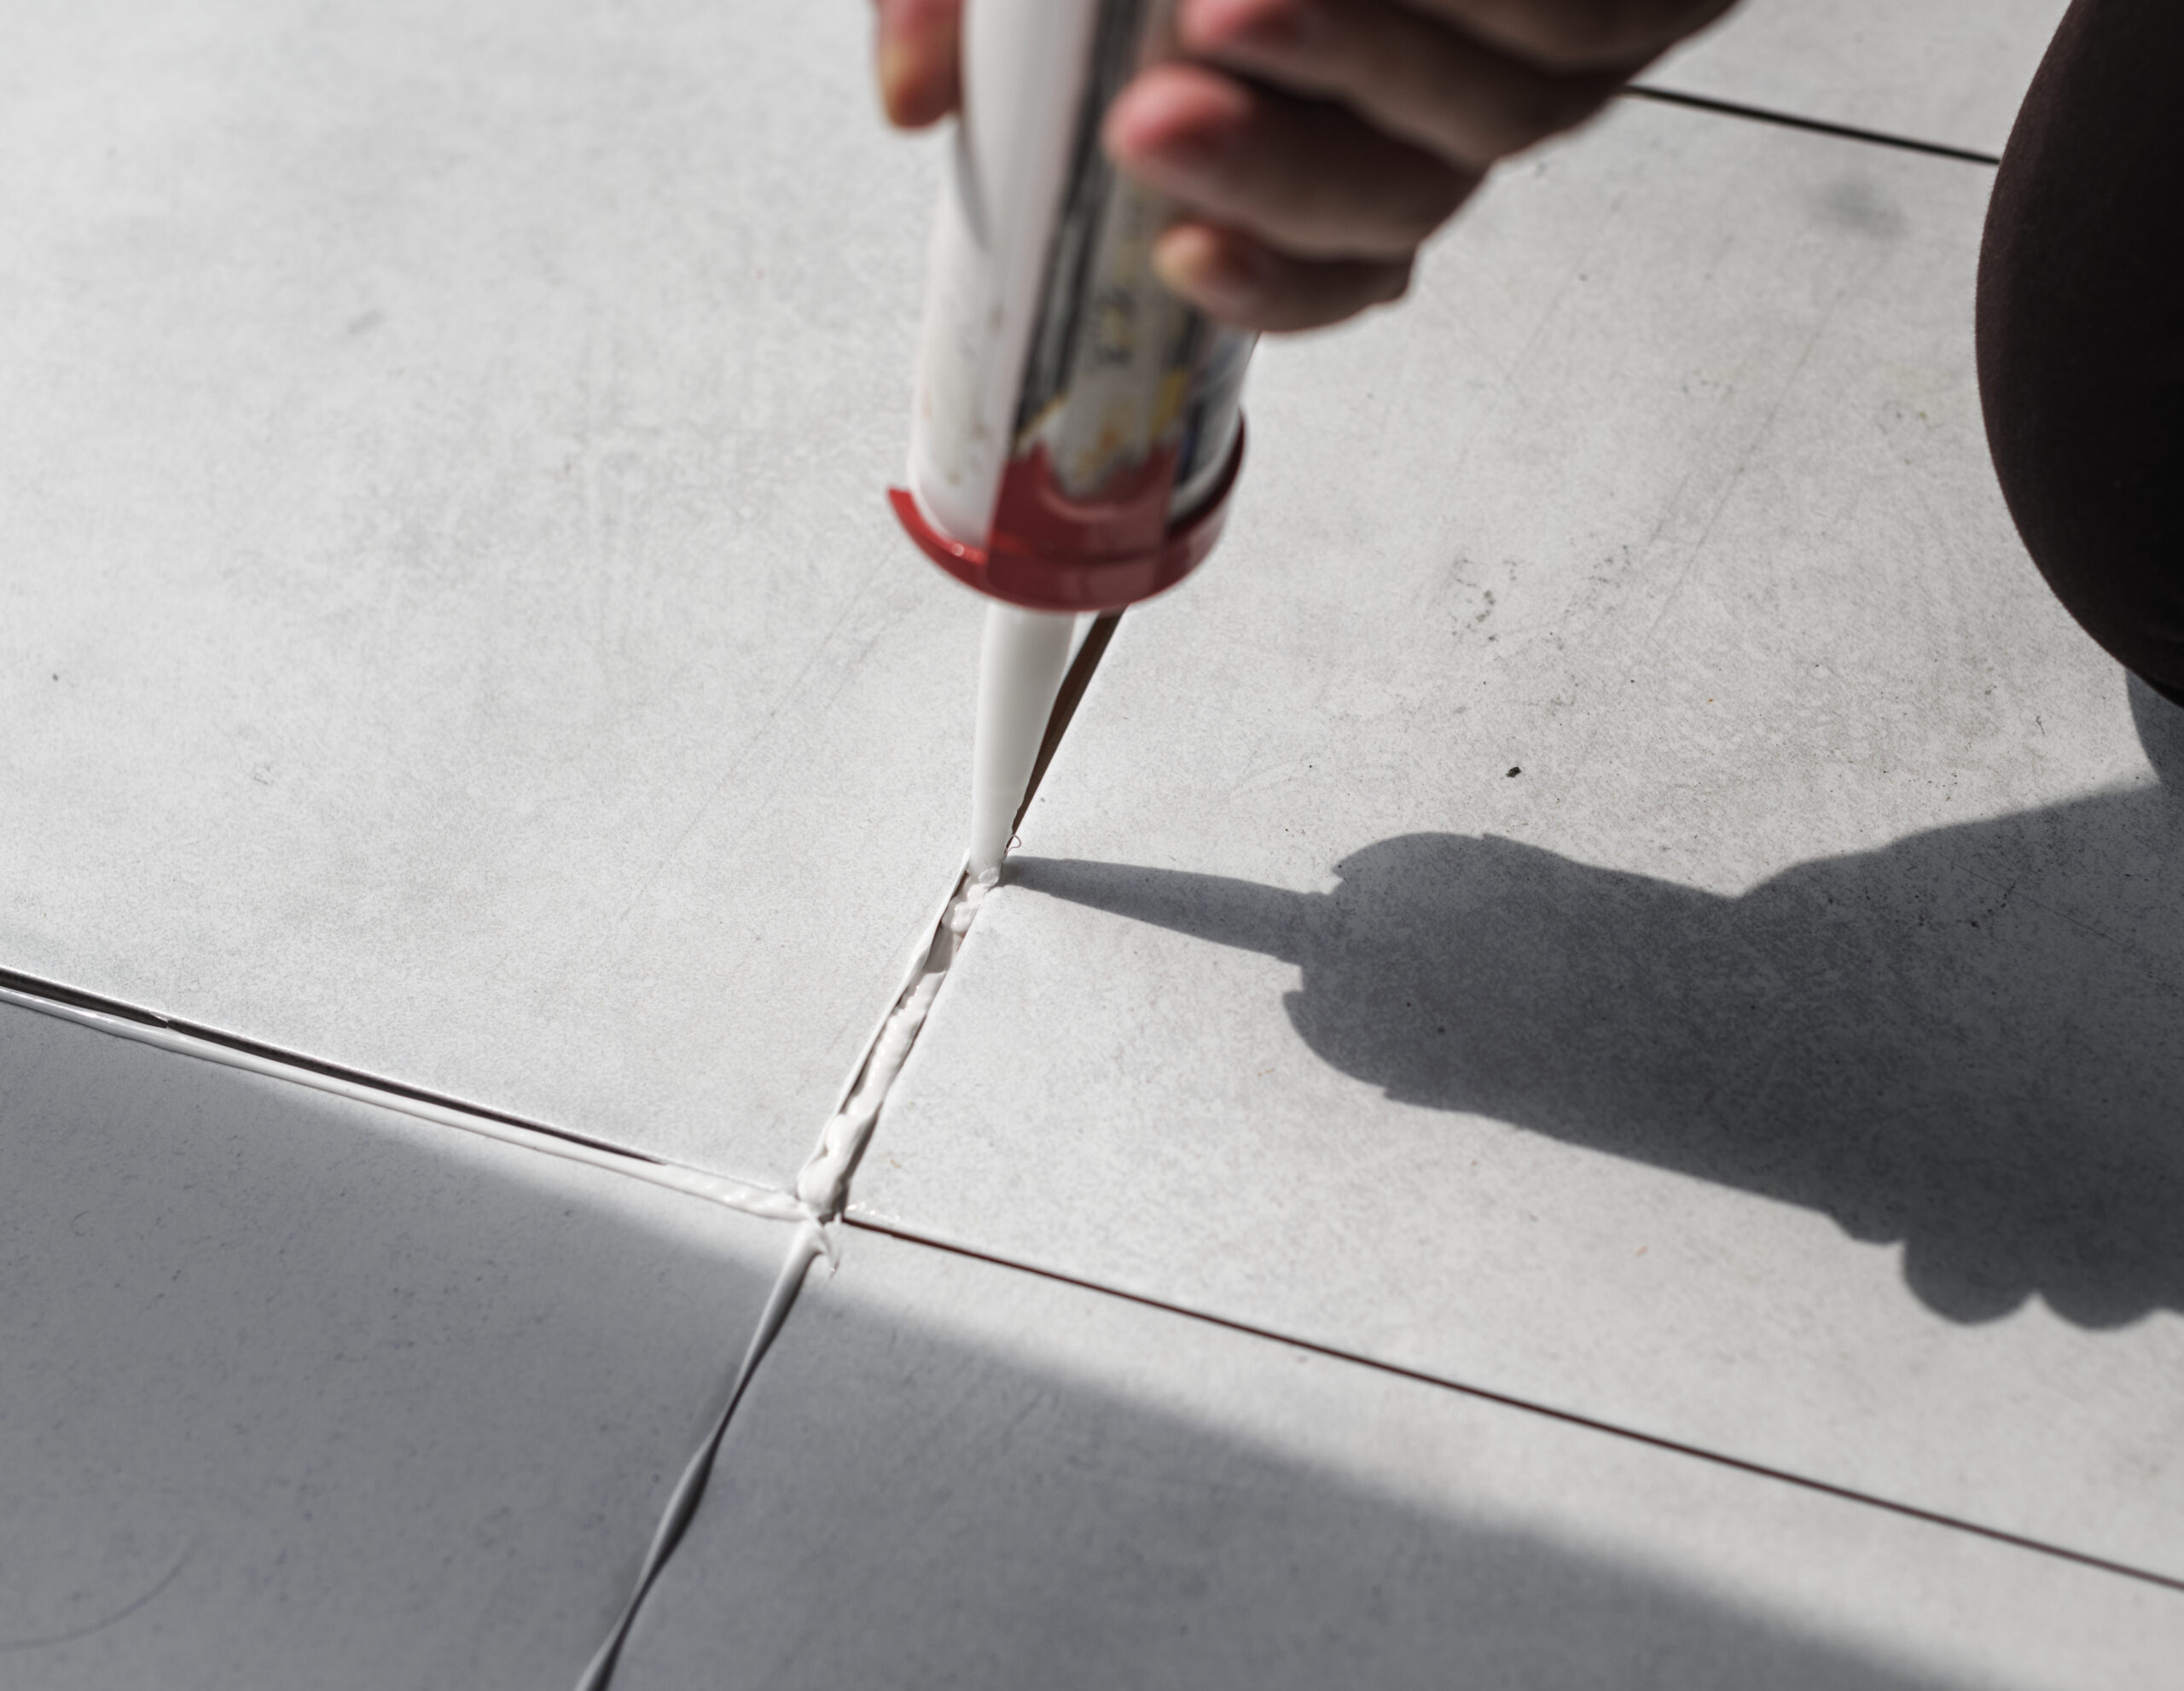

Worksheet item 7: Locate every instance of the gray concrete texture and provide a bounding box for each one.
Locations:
[613,1229,2179,1691]
[1650,0,2071,156]
[861,98,2184,1580]
[0,0,973,1190]
[8,0,2176,1684]
[0,998,786,1688]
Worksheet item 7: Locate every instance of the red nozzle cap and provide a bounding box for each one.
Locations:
[891,419,1246,613]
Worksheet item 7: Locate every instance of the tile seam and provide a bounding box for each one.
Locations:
[567,860,980,1691]
[793,868,988,1221]
[1621,84,2004,167]
[574,611,1131,1685]
[0,979,804,1223]
[793,608,1125,1225]
[845,1213,2184,1600]
[575,1219,828,1691]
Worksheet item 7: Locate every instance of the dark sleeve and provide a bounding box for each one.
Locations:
[1978,0,2184,703]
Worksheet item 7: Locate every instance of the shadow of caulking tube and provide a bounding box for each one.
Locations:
[1010,677,2184,1330]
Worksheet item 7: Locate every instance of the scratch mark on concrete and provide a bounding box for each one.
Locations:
[1642,281,1849,646]
[614,589,870,925]
[0,1541,193,1653]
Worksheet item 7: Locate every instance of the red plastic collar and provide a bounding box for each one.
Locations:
[890,420,1246,613]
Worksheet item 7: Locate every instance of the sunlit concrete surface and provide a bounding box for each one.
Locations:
[0,0,972,1188]
[7,0,2177,1685]
[0,998,785,1688]
[861,98,2184,1581]
[614,1229,2175,1691]
[1648,0,2070,156]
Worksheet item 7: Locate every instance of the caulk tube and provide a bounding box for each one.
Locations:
[897,0,1254,610]
[892,0,1257,878]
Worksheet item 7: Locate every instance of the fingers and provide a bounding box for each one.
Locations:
[1400,0,1740,73]
[1153,223,1414,331]
[871,0,1740,334]
[1115,0,1740,330]
[873,0,961,129]
[1106,64,1479,262]
[1179,0,1628,171]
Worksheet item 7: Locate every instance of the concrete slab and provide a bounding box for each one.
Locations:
[0,0,971,1187]
[0,996,788,1688]
[614,1229,2181,1691]
[1647,0,2068,159]
[859,100,2184,1580]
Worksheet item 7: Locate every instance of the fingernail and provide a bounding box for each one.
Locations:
[1144,122,1228,180]
[1186,0,1310,54]
[1234,0,1312,50]
[875,38,914,121]
[1155,230,1267,311]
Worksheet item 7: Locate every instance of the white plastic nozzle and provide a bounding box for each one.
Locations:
[967,602,1077,881]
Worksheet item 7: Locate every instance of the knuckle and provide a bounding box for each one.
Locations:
[1517,0,1648,70]
[1396,162,1472,241]
[1246,0,1315,38]
[1502,74,1614,150]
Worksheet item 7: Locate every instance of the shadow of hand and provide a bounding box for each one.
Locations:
[1014,681,2184,1328]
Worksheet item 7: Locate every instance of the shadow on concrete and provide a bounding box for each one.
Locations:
[1014,679,2184,1328]
[614,1237,1971,1691]
[0,1000,776,1690]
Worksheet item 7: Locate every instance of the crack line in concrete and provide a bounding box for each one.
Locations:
[0,980,803,1223]
[576,608,1126,1688]
[1622,84,2003,167]
[793,608,1123,1227]
[845,1215,2184,1599]
[575,1219,828,1691]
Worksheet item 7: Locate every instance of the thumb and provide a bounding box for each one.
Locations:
[874,0,962,128]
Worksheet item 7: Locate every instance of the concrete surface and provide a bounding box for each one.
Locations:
[860,98,2184,1581]
[0,997,786,1689]
[8,0,2175,1684]
[1648,0,2069,157]
[613,1229,2181,1691]
[0,0,971,1189]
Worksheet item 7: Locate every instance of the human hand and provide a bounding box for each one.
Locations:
[873,0,1736,331]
